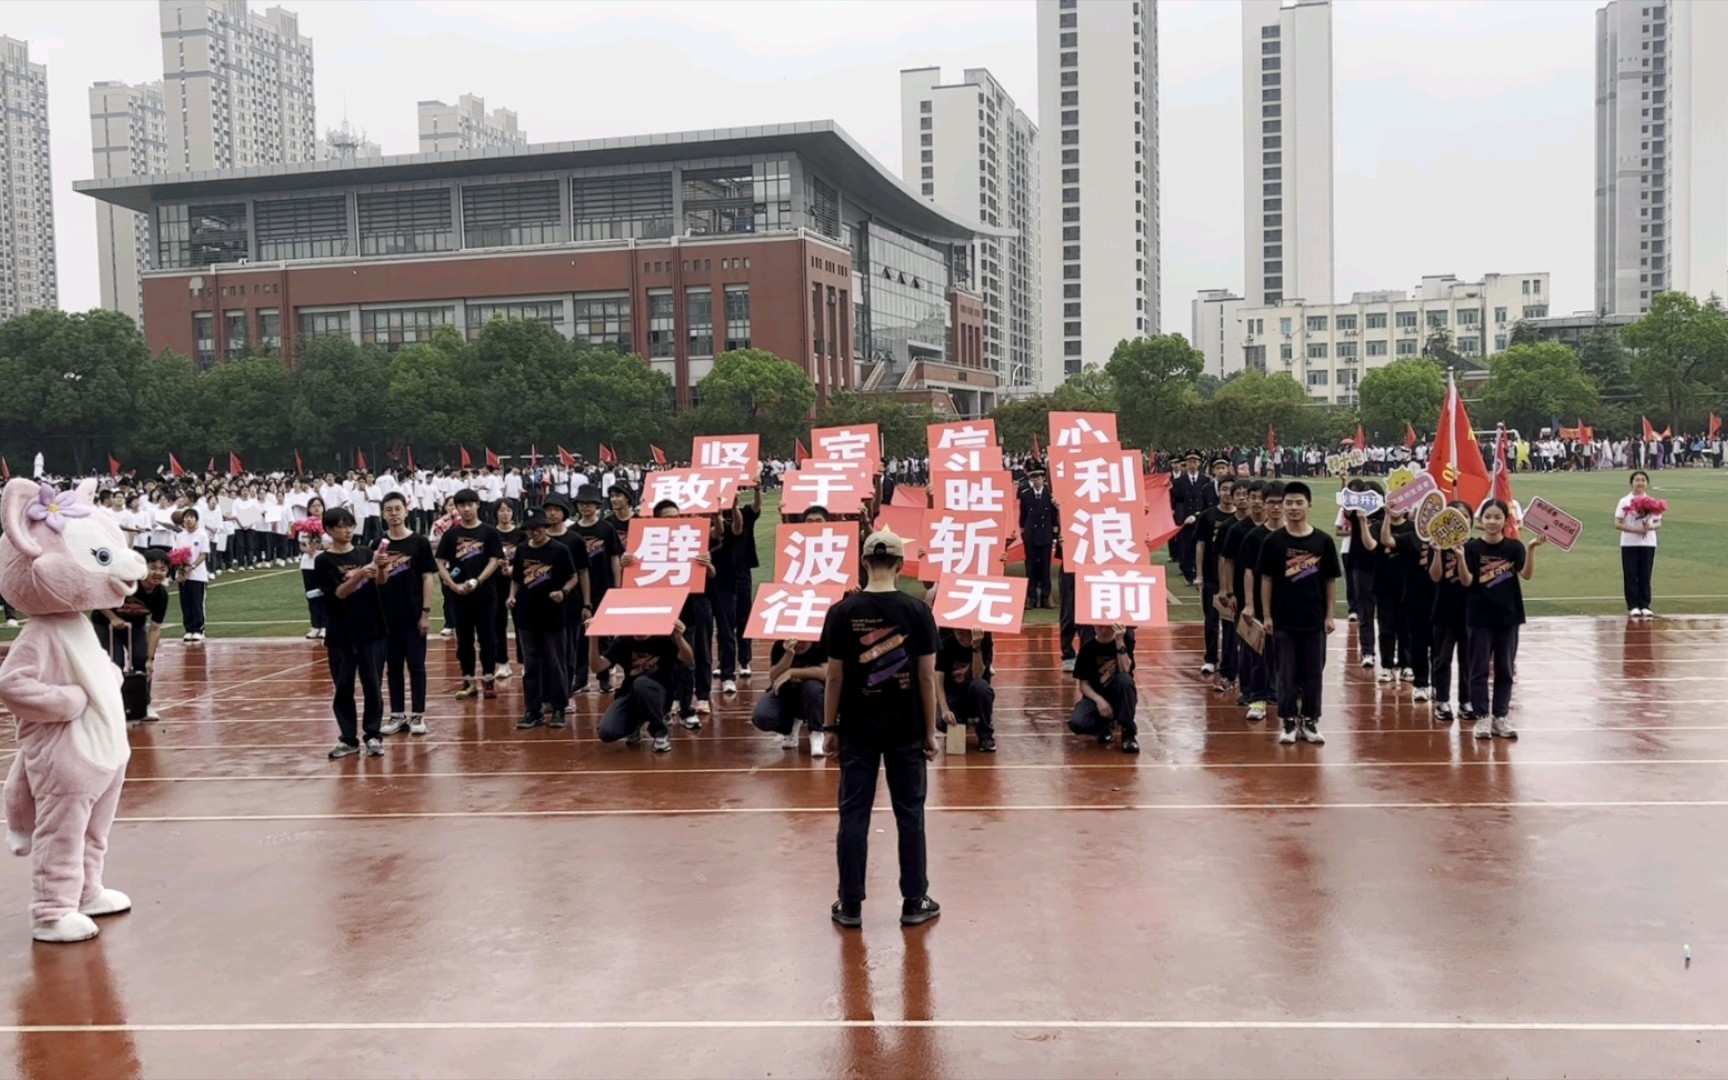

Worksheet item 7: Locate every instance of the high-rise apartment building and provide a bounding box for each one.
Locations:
[90,80,167,327]
[901,67,1041,392]
[159,1,316,173]
[317,120,381,162]
[1242,0,1332,308]
[1037,0,1158,389]
[0,37,57,321]
[418,95,527,154]
[1595,0,1728,314]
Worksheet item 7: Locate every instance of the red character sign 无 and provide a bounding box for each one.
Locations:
[933,574,1027,633]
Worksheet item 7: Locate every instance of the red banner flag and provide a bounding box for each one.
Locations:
[1426,371,1490,511]
[529,445,539,470]
[207,457,216,475]
[1353,425,1366,452]
[1405,422,1417,451]
[108,454,121,478]
[599,444,616,465]
[558,445,576,468]
[1711,414,1722,440]
[794,437,810,465]
[651,445,667,467]
[1490,424,1518,537]
[169,453,185,478]
[356,449,367,472]
[1030,431,1042,460]
[1266,425,1276,454]
[294,449,304,476]
[484,447,500,469]
[406,446,415,472]
[1642,416,1657,442]
[459,445,472,469]
[229,452,243,477]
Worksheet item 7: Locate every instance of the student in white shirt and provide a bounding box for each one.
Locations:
[175,507,212,642]
[1615,470,1662,617]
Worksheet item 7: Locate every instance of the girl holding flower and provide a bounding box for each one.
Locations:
[1615,470,1665,618]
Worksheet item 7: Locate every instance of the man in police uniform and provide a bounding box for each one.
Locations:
[1018,466,1057,609]
[1170,452,1208,587]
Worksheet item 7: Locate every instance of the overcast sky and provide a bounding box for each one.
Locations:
[14,0,1601,335]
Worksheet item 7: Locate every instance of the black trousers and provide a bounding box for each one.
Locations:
[1176,523,1197,583]
[1375,582,1407,670]
[1067,672,1138,739]
[751,679,825,734]
[1467,624,1518,719]
[384,620,428,714]
[1025,544,1052,603]
[452,590,499,681]
[568,602,589,691]
[598,680,670,741]
[1273,627,1328,723]
[835,737,928,905]
[680,595,714,708]
[301,568,327,629]
[327,638,385,745]
[710,587,737,680]
[178,580,207,635]
[1351,569,1377,659]
[1621,547,1655,611]
[733,568,754,666]
[1058,570,1079,660]
[1217,615,1240,682]
[519,624,569,714]
[944,679,996,739]
[1239,624,1271,704]
[1201,583,1222,665]
[1432,617,1470,708]
[1404,581,1436,687]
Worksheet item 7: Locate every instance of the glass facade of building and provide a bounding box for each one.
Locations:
[852,220,952,365]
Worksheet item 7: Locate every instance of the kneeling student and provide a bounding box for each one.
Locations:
[1067,623,1139,753]
[510,513,580,730]
[752,637,829,754]
[591,621,692,753]
[938,626,996,752]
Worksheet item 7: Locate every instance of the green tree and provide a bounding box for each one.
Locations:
[566,347,675,461]
[1193,373,1223,401]
[387,332,481,456]
[1576,320,1640,434]
[1622,292,1728,428]
[121,350,203,468]
[1507,321,1542,348]
[1104,334,1202,449]
[1422,326,1462,367]
[812,392,942,459]
[1357,358,1445,442]
[465,318,587,455]
[288,335,392,467]
[0,309,152,472]
[196,355,295,466]
[1209,369,1313,446]
[693,349,817,456]
[1479,342,1600,436]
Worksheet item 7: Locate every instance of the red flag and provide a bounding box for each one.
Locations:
[1711,414,1722,440]
[108,454,121,478]
[459,445,472,469]
[294,449,304,476]
[356,449,367,472]
[0,457,8,480]
[795,437,810,465]
[1266,425,1276,454]
[558,445,576,468]
[169,454,185,478]
[1489,424,1518,538]
[1660,425,1672,439]
[1030,432,1042,459]
[529,445,539,470]
[1353,425,1366,452]
[1426,371,1490,511]
[1642,416,1657,442]
[483,447,499,469]
[229,452,242,477]
[406,446,415,472]
[650,444,667,466]
[1405,422,1417,451]
[206,457,215,475]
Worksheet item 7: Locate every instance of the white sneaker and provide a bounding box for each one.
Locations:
[722,679,737,695]
[144,709,160,721]
[780,724,800,749]
[1347,612,1358,622]
[496,663,513,680]
[4,619,18,629]
[439,627,454,638]
[809,730,827,757]
[381,714,408,735]
[408,714,428,736]
[1360,656,1375,669]
[316,628,326,640]
[1298,720,1324,744]
[1473,716,1493,740]
[1245,703,1266,723]
[305,628,320,640]
[695,700,710,715]
[738,664,753,677]
[1491,716,1518,739]
[1200,662,1217,675]
[1376,669,1392,684]
[1277,721,1297,744]
[1412,686,1431,703]
[1400,668,1414,682]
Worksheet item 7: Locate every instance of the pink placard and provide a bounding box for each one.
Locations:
[1523,497,1582,552]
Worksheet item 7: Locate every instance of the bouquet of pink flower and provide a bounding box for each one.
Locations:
[1628,495,1668,517]
[289,517,325,539]
[168,547,193,569]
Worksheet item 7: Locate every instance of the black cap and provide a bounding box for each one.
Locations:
[454,487,480,505]
[1184,452,1201,462]
[525,513,552,529]
[543,493,573,514]
[576,484,604,505]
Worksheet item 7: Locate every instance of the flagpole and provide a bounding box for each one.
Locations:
[1446,367,1458,499]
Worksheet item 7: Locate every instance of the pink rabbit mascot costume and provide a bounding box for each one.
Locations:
[0,477,147,943]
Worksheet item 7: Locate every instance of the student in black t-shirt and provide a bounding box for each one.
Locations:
[1218,481,1264,707]
[935,624,996,752]
[1066,622,1139,752]
[509,513,580,730]
[492,500,524,681]
[1237,483,1284,723]
[1344,482,1386,671]
[592,623,692,754]
[732,486,763,677]
[1209,481,1253,694]
[708,503,747,696]
[568,486,621,693]
[434,488,505,700]
[1427,501,1476,724]
[751,637,829,754]
[1194,476,1236,679]
[1463,499,1544,739]
[376,492,438,737]
[1374,507,1416,684]
[315,508,388,759]
[94,548,170,721]
[1257,481,1341,745]
[820,529,941,929]
[542,494,593,697]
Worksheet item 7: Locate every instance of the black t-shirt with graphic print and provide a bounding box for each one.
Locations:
[937,630,980,691]
[602,634,681,696]
[570,518,623,598]
[511,540,577,632]
[1072,636,1132,694]
[374,533,436,628]
[1257,528,1341,633]
[1464,537,1527,629]
[435,523,504,595]
[819,589,939,745]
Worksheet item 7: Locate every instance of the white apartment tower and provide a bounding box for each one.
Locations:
[1595,0,1728,314]
[89,81,167,327]
[159,1,316,173]
[1242,0,1333,308]
[1037,0,1158,389]
[0,37,57,321]
[418,95,528,154]
[901,67,1041,392]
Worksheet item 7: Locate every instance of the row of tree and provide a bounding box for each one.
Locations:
[1,295,1725,474]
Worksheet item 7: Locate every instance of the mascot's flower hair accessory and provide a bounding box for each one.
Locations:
[23,483,91,534]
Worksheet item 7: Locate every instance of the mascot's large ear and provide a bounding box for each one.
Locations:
[2,477,44,559]
[75,477,98,503]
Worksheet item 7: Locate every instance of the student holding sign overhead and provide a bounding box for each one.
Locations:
[1462,500,1545,739]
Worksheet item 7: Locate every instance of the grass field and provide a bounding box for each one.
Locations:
[3,468,1722,641]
